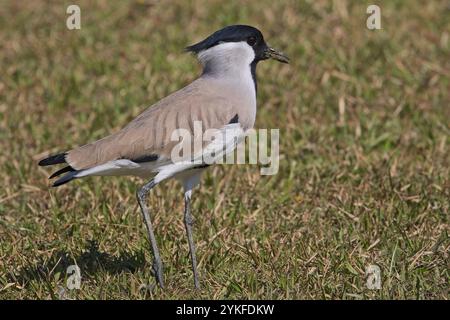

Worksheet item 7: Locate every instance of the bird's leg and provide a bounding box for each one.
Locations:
[184,190,200,289]
[136,179,164,288]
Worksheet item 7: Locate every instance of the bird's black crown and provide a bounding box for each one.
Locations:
[186,25,267,58]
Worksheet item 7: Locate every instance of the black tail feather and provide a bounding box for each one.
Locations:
[52,171,78,187]
[38,153,67,166]
[49,166,75,179]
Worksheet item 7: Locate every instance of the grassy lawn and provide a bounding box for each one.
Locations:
[0,0,448,299]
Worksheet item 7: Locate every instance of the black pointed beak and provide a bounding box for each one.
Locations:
[264,47,289,64]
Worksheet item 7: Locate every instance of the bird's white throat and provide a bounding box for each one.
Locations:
[198,42,255,82]
[197,41,257,110]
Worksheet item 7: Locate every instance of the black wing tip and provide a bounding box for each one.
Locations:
[39,152,77,187]
[48,166,75,179]
[52,171,78,187]
[184,45,195,53]
[38,152,67,166]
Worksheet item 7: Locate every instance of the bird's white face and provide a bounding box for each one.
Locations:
[197,41,256,74]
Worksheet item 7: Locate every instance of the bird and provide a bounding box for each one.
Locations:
[38,25,289,289]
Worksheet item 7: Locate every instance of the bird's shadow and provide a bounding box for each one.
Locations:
[9,240,148,286]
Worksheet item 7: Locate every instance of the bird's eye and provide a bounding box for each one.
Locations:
[247,36,257,46]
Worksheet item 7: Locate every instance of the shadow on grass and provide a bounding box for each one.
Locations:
[9,240,148,286]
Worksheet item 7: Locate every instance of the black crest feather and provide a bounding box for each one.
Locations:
[186,25,264,54]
